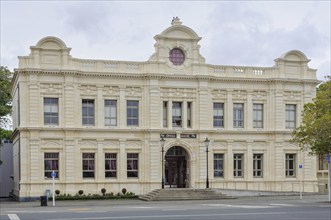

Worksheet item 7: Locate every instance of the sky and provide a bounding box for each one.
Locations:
[1,0,330,80]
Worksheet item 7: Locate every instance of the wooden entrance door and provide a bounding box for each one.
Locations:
[165,156,186,188]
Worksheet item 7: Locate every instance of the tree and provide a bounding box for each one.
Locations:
[0,66,12,130]
[291,76,331,155]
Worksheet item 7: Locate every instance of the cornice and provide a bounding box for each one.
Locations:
[14,68,319,85]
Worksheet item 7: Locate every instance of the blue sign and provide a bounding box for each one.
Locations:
[51,171,56,178]
[299,164,303,169]
[327,155,330,164]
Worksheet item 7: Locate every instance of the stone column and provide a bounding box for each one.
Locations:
[167,101,172,129]
[119,86,126,128]
[246,91,253,129]
[227,90,233,130]
[183,101,187,129]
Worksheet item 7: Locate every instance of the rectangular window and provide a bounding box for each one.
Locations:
[234,154,243,177]
[82,99,95,126]
[127,100,139,126]
[285,154,296,177]
[127,153,138,178]
[318,155,328,171]
[172,102,182,127]
[105,153,117,178]
[187,102,192,128]
[82,153,95,178]
[163,101,167,127]
[105,100,117,126]
[44,153,59,179]
[214,154,224,177]
[44,98,59,125]
[253,104,263,128]
[233,103,244,128]
[213,103,224,127]
[253,154,263,177]
[285,104,296,129]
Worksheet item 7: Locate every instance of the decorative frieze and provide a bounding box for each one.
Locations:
[79,85,97,95]
[40,83,63,94]
[160,88,196,99]
[252,90,267,100]
[125,86,142,98]
[232,90,247,100]
[283,91,301,100]
[212,89,227,99]
[103,86,120,96]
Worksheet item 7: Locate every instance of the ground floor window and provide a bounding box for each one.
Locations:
[105,153,117,178]
[83,153,95,178]
[285,154,296,177]
[44,153,59,179]
[214,154,224,177]
[253,154,263,177]
[234,154,243,177]
[127,153,138,178]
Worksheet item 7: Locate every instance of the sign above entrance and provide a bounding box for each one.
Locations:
[180,134,197,138]
[160,134,177,138]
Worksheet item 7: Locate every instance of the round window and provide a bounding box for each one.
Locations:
[169,48,185,66]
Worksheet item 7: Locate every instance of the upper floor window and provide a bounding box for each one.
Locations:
[169,48,185,66]
[187,102,192,128]
[253,104,263,128]
[213,103,224,127]
[233,103,244,128]
[127,100,139,126]
[82,99,95,126]
[44,98,58,125]
[105,100,117,126]
[44,153,59,179]
[163,101,168,127]
[172,102,182,127]
[285,104,296,129]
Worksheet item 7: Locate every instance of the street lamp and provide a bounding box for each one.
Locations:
[160,137,166,189]
[204,137,210,188]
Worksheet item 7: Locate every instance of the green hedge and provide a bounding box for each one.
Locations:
[48,192,138,201]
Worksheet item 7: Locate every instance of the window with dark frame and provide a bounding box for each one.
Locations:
[233,103,244,128]
[253,154,263,177]
[82,153,95,178]
[253,104,263,128]
[44,98,59,125]
[82,99,95,126]
[214,154,224,177]
[285,104,296,129]
[163,101,168,127]
[127,153,138,178]
[172,102,182,127]
[187,102,192,128]
[234,154,244,177]
[44,153,59,179]
[105,100,117,126]
[127,100,139,126]
[285,154,296,177]
[213,103,224,127]
[105,153,117,178]
[169,48,185,66]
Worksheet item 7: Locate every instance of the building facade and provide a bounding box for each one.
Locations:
[11,18,320,201]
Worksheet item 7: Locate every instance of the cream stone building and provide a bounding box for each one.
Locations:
[11,18,320,201]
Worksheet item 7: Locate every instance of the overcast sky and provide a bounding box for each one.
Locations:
[1,1,330,80]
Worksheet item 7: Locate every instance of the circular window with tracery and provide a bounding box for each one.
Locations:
[169,48,185,66]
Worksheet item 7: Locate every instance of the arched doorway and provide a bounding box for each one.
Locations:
[165,146,189,188]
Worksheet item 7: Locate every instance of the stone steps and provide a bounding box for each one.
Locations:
[139,189,236,201]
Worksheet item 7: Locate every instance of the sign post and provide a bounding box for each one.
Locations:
[51,171,56,207]
[299,164,303,200]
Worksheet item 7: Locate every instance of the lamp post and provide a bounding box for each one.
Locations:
[160,137,166,189]
[204,137,210,189]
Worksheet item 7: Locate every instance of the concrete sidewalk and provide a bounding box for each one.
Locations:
[1,194,330,209]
